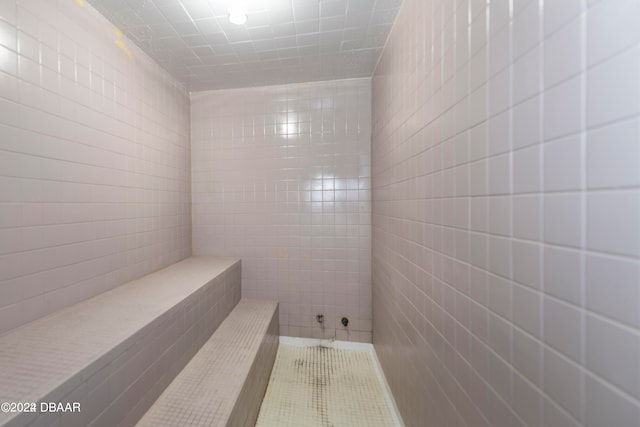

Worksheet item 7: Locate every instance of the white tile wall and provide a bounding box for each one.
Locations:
[191,78,372,342]
[372,0,640,426]
[0,0,191,334]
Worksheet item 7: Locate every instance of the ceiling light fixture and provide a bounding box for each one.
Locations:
[228,4,248,25]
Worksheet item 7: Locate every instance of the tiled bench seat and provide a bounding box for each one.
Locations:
[0,257,241,427]
[136,298,279,427]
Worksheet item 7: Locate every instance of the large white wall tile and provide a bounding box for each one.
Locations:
[587,47,640,128]
[543,246,583,305]
[544,16,582,89]
[587,0,640,65]
[544,135,582,192]
[512,0,541,60]
[586,375,640,427]
[544,194,582,248]
[587,191,640,257]
[544,76,582,141]
[513,45,541,104]
[514,145,541,193]
[586,253,640,328]
[587,118,640,189]
[543,347,584,423]
[543,296,584,362]
[586,314,640,400]
[513,94,541,149]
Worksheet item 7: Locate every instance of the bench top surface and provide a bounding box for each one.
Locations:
[136,298,278,427]
[0,256,240,407]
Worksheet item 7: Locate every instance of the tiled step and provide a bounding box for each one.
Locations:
[0,257,241,427]
[136,298,279,427]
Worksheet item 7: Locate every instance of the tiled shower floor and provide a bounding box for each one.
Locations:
[255,342,402,427]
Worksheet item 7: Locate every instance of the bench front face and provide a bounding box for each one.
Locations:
[0,257,241,427]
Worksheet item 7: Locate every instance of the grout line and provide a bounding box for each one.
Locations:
[579,0,589,422]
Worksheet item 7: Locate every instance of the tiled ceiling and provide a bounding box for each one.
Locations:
[86,0,403,91]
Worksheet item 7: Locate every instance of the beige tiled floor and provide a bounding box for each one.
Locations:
[256,344,398,427]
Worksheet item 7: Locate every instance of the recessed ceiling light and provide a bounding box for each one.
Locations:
[228,4,248,25]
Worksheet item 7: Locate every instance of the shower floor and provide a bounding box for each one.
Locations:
[255,340,401,427]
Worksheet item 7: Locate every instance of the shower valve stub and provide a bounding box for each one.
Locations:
[316,313,324,323]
